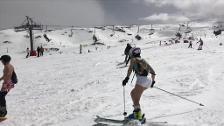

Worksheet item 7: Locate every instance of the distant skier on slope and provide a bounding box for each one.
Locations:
[122,47,156,120]
[26,48,30,58]
[124,43,132,66]
[0,55,17,117]
[188,41,193,48]
[40,46,44,56]
[197,38,203,50]
[37,46,40,57]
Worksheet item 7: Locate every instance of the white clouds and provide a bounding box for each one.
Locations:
[143,0,224,21]
[142,13,190,23]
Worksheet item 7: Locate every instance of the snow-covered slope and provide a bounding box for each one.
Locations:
[0,24,224,126]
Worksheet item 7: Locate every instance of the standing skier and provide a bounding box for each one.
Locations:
[122,47,156,120]
[0,55,17,117]
[197,38,203,50]
[188,41,193,48]
[124,43,132,66]
[37,46,40,57]
[26,48,30,58]
[40,46,44,56]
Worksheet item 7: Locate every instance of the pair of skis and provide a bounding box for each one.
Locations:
[94,115,145,125]
[94,115,167,126]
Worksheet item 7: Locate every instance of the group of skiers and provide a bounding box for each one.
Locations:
[121,38,205,120]
[0,41,205,120]
[0,43,156,120]
[188,38,204,50]
[26,46,44,58]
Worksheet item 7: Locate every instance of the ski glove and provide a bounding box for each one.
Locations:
[151,80,156,88]
[122,77,129,86]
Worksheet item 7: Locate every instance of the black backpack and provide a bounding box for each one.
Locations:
[11,71,18,84]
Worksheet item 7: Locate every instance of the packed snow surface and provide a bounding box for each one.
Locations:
[0,24,224,126]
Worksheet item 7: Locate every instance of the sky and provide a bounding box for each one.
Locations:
[0,0,224,29]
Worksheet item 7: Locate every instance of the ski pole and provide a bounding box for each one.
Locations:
[123,86,127,116]
[123,73,136,117]
[154,86,204,106]
[130,73,136,84]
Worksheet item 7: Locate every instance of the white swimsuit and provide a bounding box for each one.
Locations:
[136,75,152,88]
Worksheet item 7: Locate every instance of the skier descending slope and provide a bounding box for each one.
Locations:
[122,47,156,121]
[124,43,132,66]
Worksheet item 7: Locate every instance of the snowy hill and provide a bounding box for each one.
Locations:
[0,23,224,126]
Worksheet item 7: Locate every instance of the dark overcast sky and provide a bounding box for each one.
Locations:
[0,0,224,29]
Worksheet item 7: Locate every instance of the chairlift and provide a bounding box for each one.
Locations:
[212,22,224,36]
[110,25,115,37]
[149,24,155,35]
[14,16,43,53]
[135,25,142,40]
[214,29,222,36]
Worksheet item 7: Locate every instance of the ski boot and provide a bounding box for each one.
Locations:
[127,108,142,120]
[134,108,143,120]
[127,113,146,124]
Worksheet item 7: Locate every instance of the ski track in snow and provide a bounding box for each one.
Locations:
[0,25,224,126]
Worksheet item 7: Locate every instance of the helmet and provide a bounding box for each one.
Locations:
[129,47,141,58]
[0,55,11,63]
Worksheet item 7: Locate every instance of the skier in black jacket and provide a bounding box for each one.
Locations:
[124,43,132,66]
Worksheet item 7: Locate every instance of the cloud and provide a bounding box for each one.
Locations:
[141,13,190,23]
[143,0,224,21]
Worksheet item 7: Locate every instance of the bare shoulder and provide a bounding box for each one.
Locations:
[9,64,14,71]
[5,64,14,72]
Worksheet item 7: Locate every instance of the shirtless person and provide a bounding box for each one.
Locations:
[0,55,16,117]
